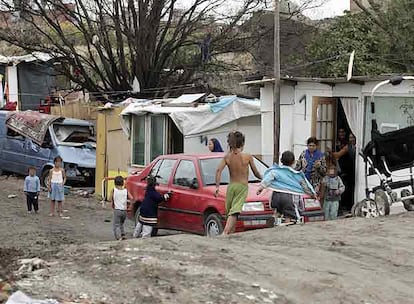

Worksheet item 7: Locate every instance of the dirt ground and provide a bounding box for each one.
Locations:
[1,175,414,304]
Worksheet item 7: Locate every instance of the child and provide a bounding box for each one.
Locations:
[320,166,345,220]
[133,175,171,238]
[111,176,131,240]
[24,167,40,214]
[257,151,316,224]
[47,156,66,217]
[215,131,262,235]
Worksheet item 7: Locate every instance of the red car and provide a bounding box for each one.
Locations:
[126,153,275,236]
[127,153,325,236]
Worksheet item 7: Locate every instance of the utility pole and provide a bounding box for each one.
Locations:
[273,0,281,164]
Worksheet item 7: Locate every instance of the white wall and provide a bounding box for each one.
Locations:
[184,115,262,156]
[6,66,18,105]
[261,82,334,162]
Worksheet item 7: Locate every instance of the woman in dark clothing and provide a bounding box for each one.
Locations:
[333,130,356,213]
[295,137,327,192]
[208,138,224,152]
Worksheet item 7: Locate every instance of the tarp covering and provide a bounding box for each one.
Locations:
[6,111,62,145]
[18,62,56,111]
[120,95,260,137]
[0,52,53,65]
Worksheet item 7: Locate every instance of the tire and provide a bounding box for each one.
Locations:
[41,168,52,188]
[351,200,363,217]
[134,205,141,226]
[401,189,414,211]
[151,228,158,237]
[0,168,3,176]
[204,213,223,237]
[374,189,390,216]
[134,205,158,237]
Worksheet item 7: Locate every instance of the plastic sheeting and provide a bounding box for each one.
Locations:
[120,96,260,137]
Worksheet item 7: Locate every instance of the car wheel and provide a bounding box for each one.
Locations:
[204,213,223,237]
[134,206,141,226]
[0,168,3,176]
[401,189,414,211]
[41,168,52,188]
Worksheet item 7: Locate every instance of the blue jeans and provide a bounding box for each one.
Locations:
[324,200,339,220]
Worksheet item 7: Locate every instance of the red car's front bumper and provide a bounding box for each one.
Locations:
[234,212,275,231]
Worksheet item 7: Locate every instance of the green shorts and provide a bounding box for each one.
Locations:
[225,183,248,216]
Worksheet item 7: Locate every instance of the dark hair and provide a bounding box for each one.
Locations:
[114,176,124,186]
[307,137,318,145]
[146,175,157,188]
[28,166,37,172]
[54,156,63,163]
[281,151,295,166]
[227,131,245,151]
[210,138,224,152]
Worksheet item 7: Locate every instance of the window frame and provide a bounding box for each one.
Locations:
[131,114,168,166]
[151,158,176,185]
[173,159,198,189]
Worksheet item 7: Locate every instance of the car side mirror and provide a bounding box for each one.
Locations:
[190,178,199,189]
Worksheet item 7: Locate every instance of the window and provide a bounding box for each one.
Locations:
[151,159,176,185]
[6,128,24,139]
[53,124,95,143]
[364,96,414,145]
[132,116,146,165]
[150,115,165,161]
[174,160,197,188]
[150,159,163,177]
[200,157,267,186]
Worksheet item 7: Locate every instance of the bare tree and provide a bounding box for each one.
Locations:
[0,0,273,92]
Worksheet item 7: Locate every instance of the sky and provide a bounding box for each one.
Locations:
[299,0,350,19]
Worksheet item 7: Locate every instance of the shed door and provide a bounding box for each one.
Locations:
[312,97,337,152]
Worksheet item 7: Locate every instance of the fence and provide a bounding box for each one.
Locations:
[50,102,98,120]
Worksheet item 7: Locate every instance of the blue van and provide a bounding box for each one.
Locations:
[0,111,96,186]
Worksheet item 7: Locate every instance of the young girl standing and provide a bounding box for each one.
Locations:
[48,156,66,217]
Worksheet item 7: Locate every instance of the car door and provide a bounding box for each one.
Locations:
[149,158,177,229]
[23,131,53,175]
[168,159,203,233]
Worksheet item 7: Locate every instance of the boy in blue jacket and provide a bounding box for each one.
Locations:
[257,151,316,223]
[133,175,171,238]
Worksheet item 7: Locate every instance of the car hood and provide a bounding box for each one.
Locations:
[204,183,271,202]
[56,145,96,168]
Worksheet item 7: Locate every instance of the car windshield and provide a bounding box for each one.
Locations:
[53,124,95,144]
[200,157,268,186]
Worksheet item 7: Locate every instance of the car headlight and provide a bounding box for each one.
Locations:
[242,202,264,212]
[304,199,321,209]
[65,163,79,177]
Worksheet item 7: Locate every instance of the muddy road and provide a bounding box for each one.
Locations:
[1,175,414,304]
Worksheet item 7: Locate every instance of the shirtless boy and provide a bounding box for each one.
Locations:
[215,131,262,235]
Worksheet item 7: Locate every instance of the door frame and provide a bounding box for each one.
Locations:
[311,97,338,152]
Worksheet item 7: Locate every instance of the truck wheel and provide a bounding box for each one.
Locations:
[41,168,52,188]
[204,213,223,237]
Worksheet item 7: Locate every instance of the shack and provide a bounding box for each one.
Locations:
[0,52,56,111]
[241,76,414,204]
